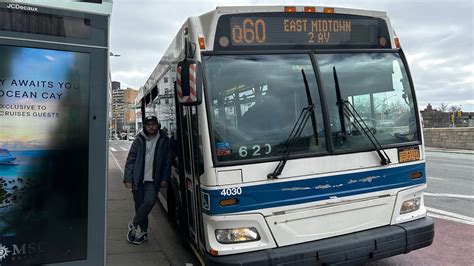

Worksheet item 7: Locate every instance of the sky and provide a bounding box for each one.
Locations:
[110,0,474,111]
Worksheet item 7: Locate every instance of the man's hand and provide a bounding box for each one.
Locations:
[124,181,132,189]
[160,181,168,188]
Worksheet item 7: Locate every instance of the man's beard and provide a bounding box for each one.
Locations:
[145,129,157,136]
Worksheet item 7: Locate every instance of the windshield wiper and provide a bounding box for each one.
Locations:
[333,67,391,166]
[268,70,318,179]
[303,70,319,147]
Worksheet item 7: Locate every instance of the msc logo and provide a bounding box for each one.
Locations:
[0,243,10,261]
[0,242,44,262]
[11,242,44,255]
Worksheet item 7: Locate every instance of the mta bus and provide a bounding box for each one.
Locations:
[0,1,111,265]
[138,6,434,265]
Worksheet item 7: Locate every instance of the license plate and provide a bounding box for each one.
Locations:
[398,147,420,163]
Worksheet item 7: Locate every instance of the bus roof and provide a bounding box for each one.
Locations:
[212,6,387,18]
[139,5,394,101]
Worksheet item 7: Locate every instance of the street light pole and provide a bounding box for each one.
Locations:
[110,51,121,139]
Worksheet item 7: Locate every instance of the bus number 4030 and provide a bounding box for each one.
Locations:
[220,187,242,196]
[232,19,266,44]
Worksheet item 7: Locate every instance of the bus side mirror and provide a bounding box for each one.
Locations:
[176,59,203,106]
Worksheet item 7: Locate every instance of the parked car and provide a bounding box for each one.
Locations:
[349,117,377,135]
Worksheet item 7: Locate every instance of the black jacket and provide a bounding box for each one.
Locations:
[123,130,172,190]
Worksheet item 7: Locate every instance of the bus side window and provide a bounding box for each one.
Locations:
[191,106,204,176]
[170,131,179,167]
[182,113,191,174]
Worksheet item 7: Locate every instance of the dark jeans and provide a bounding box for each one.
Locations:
[132,181,158,232]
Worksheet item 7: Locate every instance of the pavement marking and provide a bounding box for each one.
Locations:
[428,213,474,226]
[110,151,123,173]
[427,177,444,181]
[110,147,117,152]
[424,192,474,199]
[438,163,473,169]
[426,207,474,225]
[120,147,128,151]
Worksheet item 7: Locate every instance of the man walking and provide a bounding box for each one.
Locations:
[123,115,172,244]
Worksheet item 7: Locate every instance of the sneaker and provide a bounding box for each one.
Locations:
[132,225,148,245]
[127,222,137,243]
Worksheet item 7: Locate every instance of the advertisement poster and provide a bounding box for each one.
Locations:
[0,45,89,264]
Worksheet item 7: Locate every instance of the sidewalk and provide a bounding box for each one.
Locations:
[106,160,170,266]
[425,147,474,155]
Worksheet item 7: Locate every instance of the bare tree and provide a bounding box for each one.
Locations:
[449,105,462,112]
[157,103,175,120]
[439,102,448,112]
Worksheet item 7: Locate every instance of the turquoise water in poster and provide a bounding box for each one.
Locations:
[0,45,90,265]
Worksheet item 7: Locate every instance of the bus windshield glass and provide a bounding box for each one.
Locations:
[204,54,327,163]
[315,52,419,150]
[205,52,420,163]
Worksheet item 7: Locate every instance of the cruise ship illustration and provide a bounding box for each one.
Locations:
[0,149,17,165]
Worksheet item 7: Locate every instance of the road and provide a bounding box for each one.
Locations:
[370,150,474,265]
[425,151,474,220]
[109,141,474,265]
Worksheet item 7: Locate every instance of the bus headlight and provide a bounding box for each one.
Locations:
[400,197,421,214]
[215,227,260,244]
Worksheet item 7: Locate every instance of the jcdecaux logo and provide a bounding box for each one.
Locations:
[6,3,39,12]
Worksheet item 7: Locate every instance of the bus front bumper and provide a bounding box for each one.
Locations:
[205,217,434,266]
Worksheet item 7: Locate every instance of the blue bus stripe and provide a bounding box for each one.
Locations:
[202,163,425,215]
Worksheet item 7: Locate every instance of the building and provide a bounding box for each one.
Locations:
[122,88,139,134]
[110,81,139,138]
[421,103,473,128]
[112,80,121,91]
[135,86,144,131]
[135,70,175,134]
[111,87,124,137]
[154,71,175,132]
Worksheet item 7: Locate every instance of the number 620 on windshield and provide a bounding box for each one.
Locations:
[239,144,271,158]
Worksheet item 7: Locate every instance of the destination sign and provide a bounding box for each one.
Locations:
[214,13,390,50]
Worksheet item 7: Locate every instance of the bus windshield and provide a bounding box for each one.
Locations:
[204,54,327,163]
[204,52,420,164]
[315,52,419,151]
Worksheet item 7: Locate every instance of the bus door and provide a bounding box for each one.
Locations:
[179,105,206,251]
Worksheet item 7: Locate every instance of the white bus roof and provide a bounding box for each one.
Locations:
[141,5,393,97]
[212,6,387,18]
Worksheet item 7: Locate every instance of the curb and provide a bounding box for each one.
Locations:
[425,147,474,155]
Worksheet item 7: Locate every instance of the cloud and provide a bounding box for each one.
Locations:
[110,0,474,110]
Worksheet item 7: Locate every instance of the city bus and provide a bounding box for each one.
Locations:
[138,6,434,265]
[0,0,111,265]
